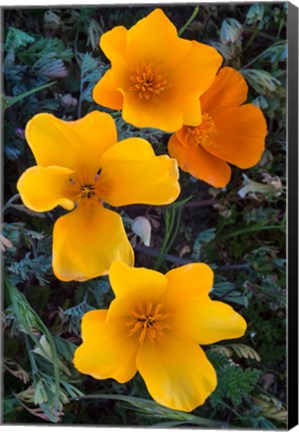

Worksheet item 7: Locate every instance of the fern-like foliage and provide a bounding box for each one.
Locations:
[207,350,262,407]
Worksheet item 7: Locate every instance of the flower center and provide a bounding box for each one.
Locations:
[69,169,105,205]
[185,113,218,147]
[126,302,169,344]
[129,63,169,101]
[80,184,96,199]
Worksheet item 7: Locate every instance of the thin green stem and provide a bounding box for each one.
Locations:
[4,82,56,111]
[178,6,200,37]
[154,205,176,270]
[72,393,225,427]
[240,41,284,70]
[221,224,285,240]
[163,206,183,258]
[2,193,20,213]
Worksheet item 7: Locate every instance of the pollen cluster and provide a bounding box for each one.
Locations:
[186,113,218,147]
[130,63,169,101]
[126,302,170,344]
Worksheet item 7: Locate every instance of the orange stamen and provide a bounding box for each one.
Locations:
[130,63,169,101]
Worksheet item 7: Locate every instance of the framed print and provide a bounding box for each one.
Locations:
[1,1,298,429]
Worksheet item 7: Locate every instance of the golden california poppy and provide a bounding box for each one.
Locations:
[74,261,247,412]
[168,67,267,187]
[93,8,222,132]
[17,111,180,281]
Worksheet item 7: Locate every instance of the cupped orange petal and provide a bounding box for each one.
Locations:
[25,111,117,175]
[108,261,167,319]
[137,332,217,412]
[121,90,184,132]
[52,203,134,282]
[17,166,75,212]
[100,25,127,63]
[172,300,247,345]
[74,310,138,383]
[125,9,190,68]
[80,309,107,342]
[168,133,231,188]
[92,69,124,110]
[203,104,267,169]
[99,137,180,206]
[201,67,248,114]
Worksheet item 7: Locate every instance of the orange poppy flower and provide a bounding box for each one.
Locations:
[74,261,247,412]
[168,67,267,187]
[17,111,180,281]
[93,8,222,132]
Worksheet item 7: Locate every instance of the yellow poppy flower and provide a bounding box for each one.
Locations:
[168,67,268,187]
[93,8,222,132]
[74,261,247,412]
[17,111,180,281]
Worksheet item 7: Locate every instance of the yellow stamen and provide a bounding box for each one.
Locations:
[130,63,169,101]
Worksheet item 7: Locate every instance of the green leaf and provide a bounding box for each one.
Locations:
[241,69,281,95]
[192,228,216,261]
[5,27,35,51]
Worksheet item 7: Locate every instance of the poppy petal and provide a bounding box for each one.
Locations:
[165,263,214,303]
[137,332,217,412]
[108,261,167,319]
[93,69,124,110]
[125,9,190,68]
[172,300,247,344]
[201,67,248,114]
[171,40,222,97]
[100,25,127,63]
[121,90,183,132]
[203,104,267,169]
[74,311,138,383]
[168,133,231,188]
[25,111,117,174]
[52,203,134,281]
[100,138,180,205]
[17,166,75,212]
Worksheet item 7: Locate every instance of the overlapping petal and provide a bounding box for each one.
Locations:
[168,66,267,185]
[25,111,117,175]
[92,69,124,110]
[137,332,217,412]
[202,104,267,169]
[52,204,134,282]
[168,133,231,188]
[17,166,75,212]
[170,40,222,98]
[100,138,180,206]
[74,310,138,383]
[201,67,248,114]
